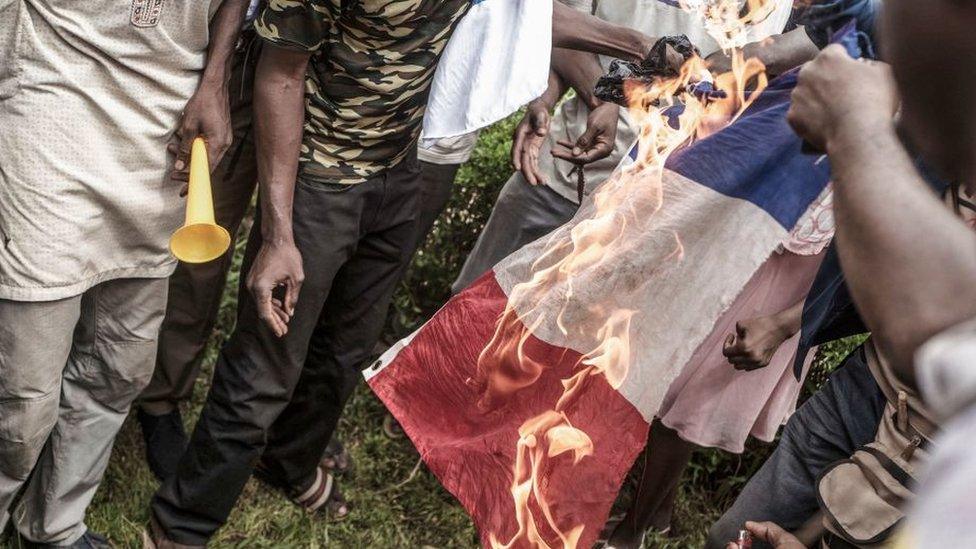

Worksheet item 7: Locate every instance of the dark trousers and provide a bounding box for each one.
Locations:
[705,343,887,549]
[139,34,260,415]
[151,156,424,545]
[414,160,458,249]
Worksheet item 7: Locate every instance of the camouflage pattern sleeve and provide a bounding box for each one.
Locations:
[255,0,334,52]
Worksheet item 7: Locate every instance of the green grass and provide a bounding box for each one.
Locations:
[22,118,865,548]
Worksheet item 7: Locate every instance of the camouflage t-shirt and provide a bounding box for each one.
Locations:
[256,0,469,184]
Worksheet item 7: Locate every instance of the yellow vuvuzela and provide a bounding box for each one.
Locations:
[169,137,231,263]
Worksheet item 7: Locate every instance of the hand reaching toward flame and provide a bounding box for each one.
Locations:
[788,45,898,153]
[551,102,619,166]
[512,98,554,185]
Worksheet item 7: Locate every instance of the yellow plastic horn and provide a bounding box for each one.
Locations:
[169,137,231,263]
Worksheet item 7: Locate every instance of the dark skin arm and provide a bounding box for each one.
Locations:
[789,46,976,384]
[512,69,566,185]
[548,46,622,165]
[550,47,605,111]
[170,0,249,183]
[551,1,654,63]
[723,300,804,371]
[706,27,820,77]
[246,44,310,337]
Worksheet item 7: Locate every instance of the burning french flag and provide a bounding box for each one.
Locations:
[366,27,854,548]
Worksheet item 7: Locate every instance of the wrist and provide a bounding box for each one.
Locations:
[262,232,295,248]
[260,213,294,246]
[580,92,603,112]
[826,113,896,158]
[771,310,800,341]
[532,95,557,112]
[200,60,232,90]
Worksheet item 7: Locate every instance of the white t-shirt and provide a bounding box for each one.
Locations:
[542,0,794,204]
[417,131,481,166]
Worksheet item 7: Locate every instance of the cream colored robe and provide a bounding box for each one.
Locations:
[0,0,222,301]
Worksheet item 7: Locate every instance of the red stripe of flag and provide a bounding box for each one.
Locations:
[368,272,649,548]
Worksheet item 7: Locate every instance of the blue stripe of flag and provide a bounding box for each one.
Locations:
[664,72,831,230]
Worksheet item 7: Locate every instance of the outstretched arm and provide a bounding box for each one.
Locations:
[551,1,653,63]
[706,27,820,76]
[789,46,976,383]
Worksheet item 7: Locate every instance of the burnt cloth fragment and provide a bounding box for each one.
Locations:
[594,35,700,106]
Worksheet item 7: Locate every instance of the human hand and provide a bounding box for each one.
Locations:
[169,79,233,192]
[551,102,619,165]
[512,98,553,185]
[725,521,806,549]
[788,45,898,153]
[723,314,793,371]
[245,240,304,338]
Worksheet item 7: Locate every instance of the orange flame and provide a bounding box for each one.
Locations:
[482,2,774,547]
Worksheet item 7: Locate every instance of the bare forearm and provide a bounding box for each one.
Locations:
[828,122,976,381]
[201,0,248,87]
[551,1,651,63]
[708,28,819,76]
[538,68,567,109]
[551,47,606,110]
[254,47,309,244]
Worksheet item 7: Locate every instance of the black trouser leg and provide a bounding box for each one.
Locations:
[261,160,424,489]
[414,160,458,248]
[150,175,379,544]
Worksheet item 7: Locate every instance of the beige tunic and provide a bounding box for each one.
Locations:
[0,0,222,301]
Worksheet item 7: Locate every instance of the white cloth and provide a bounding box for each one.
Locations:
[420,0,552,142]
[911,404,976,549]
[543,0,795,204]
[909,319,976,548]
[917,317,976,420]
[0,0,221,301]
[417,131,481,165]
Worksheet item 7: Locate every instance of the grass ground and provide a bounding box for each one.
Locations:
[14,120,863,548]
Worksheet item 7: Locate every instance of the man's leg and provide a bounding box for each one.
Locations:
[150,178,371,546]
[137,35,260,479]
[372,160,457,440]
[705,344,887,549]
[414,160,459,249]
[259,159,423,490]
[452,172,577,293]
[0,298,80,534]
[12,278,167,544]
